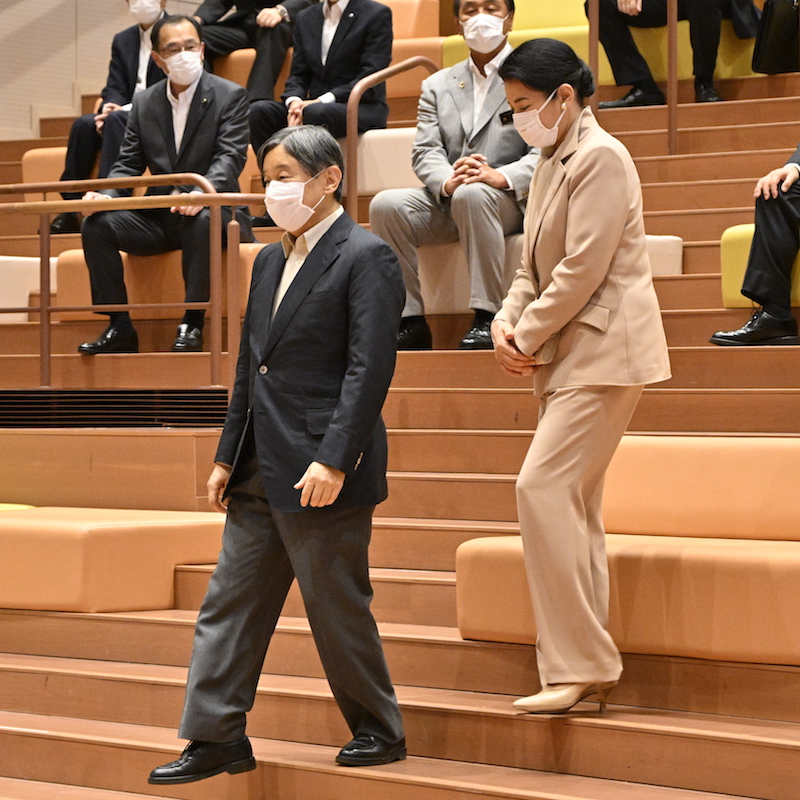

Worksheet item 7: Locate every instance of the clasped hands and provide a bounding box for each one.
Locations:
[443,153,509,197]
[207,461,346,512]
[491,319,538,378]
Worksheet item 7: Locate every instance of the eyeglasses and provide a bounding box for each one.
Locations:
[159,42,201,58]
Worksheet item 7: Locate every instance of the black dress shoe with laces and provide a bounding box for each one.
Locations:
[172,324,203,352]
[335,734,407,767]
[397,316,432,350]
[710,308,800,346]
[77,325,139,355]
[148,738,256,785]
[599,86,665,109]
[50,212,82,235]
[695,80,723,102]
[459,318,493,350]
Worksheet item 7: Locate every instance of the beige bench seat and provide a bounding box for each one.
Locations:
[0,507,224,613]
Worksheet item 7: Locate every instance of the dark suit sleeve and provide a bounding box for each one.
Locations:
[102,98,148,197]
[203,82,251,192]
[314,231,404,474]
[194,0,236,24]
[281,9,316,100]
[327,4,393,104]
[102,31,134,107]
[788,145,800,165]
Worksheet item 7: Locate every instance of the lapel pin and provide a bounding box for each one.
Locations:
[202,98,208,104]
[459,81,465,88]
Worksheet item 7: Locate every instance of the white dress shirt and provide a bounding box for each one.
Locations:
[120,22,157,112]
[166,73,201,152]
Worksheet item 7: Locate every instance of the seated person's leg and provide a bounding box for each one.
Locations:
[199,19,253,72]
[52,113,103,234]
[300,102,348,140]
[97,109,130,178]
[369,188,459,350]
[249,100,290,157]
[449,182,523,350]
[78,208,175,355]
[711,182,800,345]
[684,0,724,101]
[248,22,293,102]
[591,0,667,108]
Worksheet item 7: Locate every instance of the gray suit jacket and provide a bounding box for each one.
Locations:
[411,57,539,205]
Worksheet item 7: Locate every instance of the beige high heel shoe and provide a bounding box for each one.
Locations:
[512,680,618,714]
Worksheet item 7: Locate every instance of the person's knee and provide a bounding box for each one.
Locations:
[369,190,404,226]
[450,182,500,223]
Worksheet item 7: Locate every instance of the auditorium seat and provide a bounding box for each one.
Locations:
[456,434,800,665]
[0,506,224,612]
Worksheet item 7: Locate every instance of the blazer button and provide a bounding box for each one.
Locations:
[258,365,268,374]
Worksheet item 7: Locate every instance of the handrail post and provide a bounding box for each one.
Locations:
[226,214,242,399]
[209,204,223,388]
[667,0,679,154]
[38,214,52,388]
[588,0,600,114]
[344,56,439,220]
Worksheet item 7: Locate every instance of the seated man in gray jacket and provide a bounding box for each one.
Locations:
[369,0,538,350]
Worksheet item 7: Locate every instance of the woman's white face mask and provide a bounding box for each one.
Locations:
[512,88,567,148]
[460,13,508,54]
[265,171,325,232]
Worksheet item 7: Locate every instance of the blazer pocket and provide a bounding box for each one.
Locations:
[573,302,610,332]
[306,407,336,436]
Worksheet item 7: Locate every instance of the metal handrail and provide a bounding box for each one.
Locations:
[344,56,439,218]
[0,174,264,390]
[588,0,679,154]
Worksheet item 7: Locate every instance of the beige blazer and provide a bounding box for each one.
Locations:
[497,108,671,396]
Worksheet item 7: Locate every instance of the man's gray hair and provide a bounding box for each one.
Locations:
[258,125,345,202]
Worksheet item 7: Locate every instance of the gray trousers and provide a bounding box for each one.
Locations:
[369,183,524,317]
[179,450,404,745]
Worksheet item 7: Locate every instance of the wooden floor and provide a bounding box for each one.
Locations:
[2,74,800,799]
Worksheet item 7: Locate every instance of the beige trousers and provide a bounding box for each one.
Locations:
[516,384,644,688]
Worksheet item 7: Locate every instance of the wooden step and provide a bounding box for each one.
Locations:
[6,611,800,723]
[654,274,722,310]
[635,148,791,184]
[642,178,754,213]
[644,206,752,242]
[0,670,796,798]
[174,565,459,627]
[0,233,82,257]
[683,241,721,274]
[0,777,177,800]
[0,137,67,162]
[662,308,746,346]
[0,711,751,800]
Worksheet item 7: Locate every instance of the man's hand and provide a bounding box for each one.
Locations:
[445,153,508,195]
[207,463,232,512]
[491,319,538,378]
[94,102,122,134]
[256,7,282,26]
[294,461,345,508]
[754,165,800,199]
[287,99,319,126]
[170,192,204,216]
[81,190,112,217]
[618,0,643,15]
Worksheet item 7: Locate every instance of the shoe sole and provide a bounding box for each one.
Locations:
[709,335,800,346]
[335,748,408,767]
[148,756,256,785]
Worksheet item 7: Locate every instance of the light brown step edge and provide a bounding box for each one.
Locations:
[0,776,176,800]
[0,712,752,800]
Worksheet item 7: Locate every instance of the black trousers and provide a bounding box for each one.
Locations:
[202,19,293,102]
[249,99,388,156]
[589,0,727,86]
[81,204,253,309]
[59,110,130,200]
[741,180,800,313]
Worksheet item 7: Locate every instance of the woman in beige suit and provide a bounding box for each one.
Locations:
[492,39,671,713]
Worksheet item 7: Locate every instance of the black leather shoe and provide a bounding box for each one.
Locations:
[172,324,203,352]
[50,212,81,235]
[599,87,665,109]
[695,80,722,102]
[78,325,139,355]
[459,318,493,350]
[710,308,800,346]
[397,317,432,350]
[335,734,407,767]
[149,738,255,785]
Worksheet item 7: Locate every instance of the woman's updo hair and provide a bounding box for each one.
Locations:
[498,38,596,104]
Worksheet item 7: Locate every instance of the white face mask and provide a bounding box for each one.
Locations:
[265,172,325,232]
[461,13,508,55]
[129,0,162,27]
[163,49,204,87]
[512,88,568,148]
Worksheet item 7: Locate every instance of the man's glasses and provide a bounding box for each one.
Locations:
[160,42,202,58]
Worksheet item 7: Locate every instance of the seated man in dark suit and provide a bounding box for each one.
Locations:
[710,147,800,346]
[147,125,406,786]
[248,0,392,155]
[77,14,252,355]
[193,0,315,101]
[51,0,167,235]
[589,0,760,108]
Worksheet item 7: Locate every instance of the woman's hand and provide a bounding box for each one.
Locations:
[491,319,538,378]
